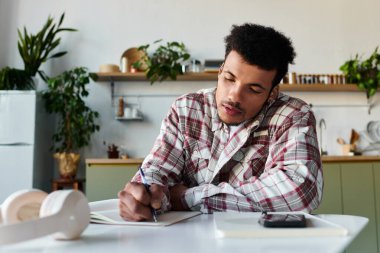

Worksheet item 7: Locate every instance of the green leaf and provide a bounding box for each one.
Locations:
[58,13,65,26]
[57,28,77,32]
[49,51,67,59]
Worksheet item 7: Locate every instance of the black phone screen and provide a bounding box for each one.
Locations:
[258,213,306,228]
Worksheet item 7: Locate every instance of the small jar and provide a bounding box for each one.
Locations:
[189,59,201,73]
[124,107,132,118]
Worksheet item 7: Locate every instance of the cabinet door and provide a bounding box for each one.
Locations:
[86,164,138,202]
[315,163,343,214]
[373,163,380,253]
[341,163,377,253]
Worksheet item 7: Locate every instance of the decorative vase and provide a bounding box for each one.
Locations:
[54,152,80,179]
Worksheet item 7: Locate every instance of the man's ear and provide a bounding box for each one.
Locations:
[268,85,279,102]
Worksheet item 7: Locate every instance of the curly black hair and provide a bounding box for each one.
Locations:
[224,23,296,87]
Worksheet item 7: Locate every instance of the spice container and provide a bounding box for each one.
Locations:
[117,97,124,117]
[121,57,128,73]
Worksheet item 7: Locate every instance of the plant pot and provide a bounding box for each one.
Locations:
[107,150,119,159]
[54,152,80,179]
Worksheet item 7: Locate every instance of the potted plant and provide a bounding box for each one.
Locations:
[340,47,380,100]
[0,67,34,90]
[0,13,76,90]
[133,39,190,84]
[42,67,100,178]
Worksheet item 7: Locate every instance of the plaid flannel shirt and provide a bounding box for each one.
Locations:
[132,88,323,213]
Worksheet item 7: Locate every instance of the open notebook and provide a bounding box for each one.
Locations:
[89,199,201,226]
[214,211,349,238]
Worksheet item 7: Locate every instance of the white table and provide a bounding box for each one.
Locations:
[0,214,368,253]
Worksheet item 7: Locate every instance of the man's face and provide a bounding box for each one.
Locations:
[216,50,276,125]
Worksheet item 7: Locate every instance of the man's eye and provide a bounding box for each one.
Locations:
[224,76,234,82]
[250,89,261,94]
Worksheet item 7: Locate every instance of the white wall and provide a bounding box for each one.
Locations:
[1,0,380,177]
[0,1,15,68]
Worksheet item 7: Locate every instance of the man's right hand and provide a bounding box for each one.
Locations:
[118,182,164,221]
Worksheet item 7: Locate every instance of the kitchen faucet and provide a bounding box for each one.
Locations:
[319,118,328,155]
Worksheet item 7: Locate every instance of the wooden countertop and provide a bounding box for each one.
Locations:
[86,158,144,165]
[322,155,380,163]
[87,156,380,165]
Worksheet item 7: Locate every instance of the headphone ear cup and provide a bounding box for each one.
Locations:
[40,190,90,240]
[1,189,48,224]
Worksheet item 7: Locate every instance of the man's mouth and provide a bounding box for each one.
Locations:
[222,103,243,116]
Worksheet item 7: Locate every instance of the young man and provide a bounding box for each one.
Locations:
[119,23,323,221]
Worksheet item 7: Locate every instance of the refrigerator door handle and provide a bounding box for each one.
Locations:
[0,143,33,146]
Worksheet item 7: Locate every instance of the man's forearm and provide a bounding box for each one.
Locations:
[181,162,321,213]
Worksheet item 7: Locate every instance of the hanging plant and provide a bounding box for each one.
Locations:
[340,47,380,99]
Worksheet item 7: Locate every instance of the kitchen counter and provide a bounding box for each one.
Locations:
[322,155,380,163]
[86,158,144,165]
[86,156,380,165]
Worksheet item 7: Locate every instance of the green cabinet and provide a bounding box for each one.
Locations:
[315,161,380,253]
[315,163,343,214]
[374,163,380,253]
[85,159,142,202]
[342,163,377,253]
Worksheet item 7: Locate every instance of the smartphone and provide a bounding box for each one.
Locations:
[258,213,306,228]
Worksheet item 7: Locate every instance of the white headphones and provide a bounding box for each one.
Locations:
[0,189,90,245]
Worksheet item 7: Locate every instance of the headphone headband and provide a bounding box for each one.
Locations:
[0,214,59,244]
[0,190,90,245]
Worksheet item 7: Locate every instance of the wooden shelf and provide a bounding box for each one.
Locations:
[95,72,218,81]
[280,84,359,92]
[95,72,359,92]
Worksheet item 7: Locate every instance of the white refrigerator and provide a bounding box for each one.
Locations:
[0,90,53,202]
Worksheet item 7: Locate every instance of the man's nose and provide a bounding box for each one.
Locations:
[228,83,244,102]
